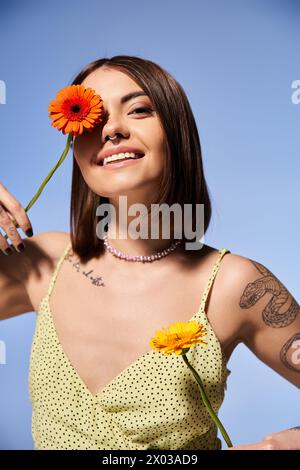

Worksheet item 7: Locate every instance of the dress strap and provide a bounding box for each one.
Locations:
[199,248,231,311]
[46,241,72,299]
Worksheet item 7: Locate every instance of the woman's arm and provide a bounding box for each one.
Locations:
[225,427,300,450]
[231,255,300,388]
[0,249,34,320]
[0,181,70,319]
[0,231,70,320]
[0,181,35,319]
[224,253,300,449]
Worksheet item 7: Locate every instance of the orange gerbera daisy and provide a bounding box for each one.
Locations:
[48,84,103,136]
[4,84,104,243]
[149,320,207,356]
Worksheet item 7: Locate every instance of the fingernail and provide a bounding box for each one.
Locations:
[17,243,25,252]
[25,228,33,237]
[5,247,13,255]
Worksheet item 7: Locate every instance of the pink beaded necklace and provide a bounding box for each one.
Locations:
[103,230,182,262]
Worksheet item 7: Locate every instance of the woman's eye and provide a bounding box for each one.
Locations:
[130,107,153,115]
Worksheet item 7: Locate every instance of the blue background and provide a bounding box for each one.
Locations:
[0,0,299,449]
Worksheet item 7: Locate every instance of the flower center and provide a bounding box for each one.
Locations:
[71,104,81,113]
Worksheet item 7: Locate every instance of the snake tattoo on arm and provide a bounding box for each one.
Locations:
[239,260,299,328]
[239,260,300,375]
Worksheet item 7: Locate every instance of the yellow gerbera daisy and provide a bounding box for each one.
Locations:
[149,320,207,356]
[148,319,233,447]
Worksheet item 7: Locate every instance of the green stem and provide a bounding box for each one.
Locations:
[181,353,233,448]
[4,133,72,241]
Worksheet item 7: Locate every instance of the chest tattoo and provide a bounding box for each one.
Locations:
[65,250,106,287]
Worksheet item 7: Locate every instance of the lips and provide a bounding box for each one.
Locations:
[96,146,145,166]
[97,153,145,166]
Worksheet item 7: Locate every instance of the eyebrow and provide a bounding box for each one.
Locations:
[120,91,148,104]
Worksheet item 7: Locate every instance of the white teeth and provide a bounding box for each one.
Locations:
[102,152,141,166]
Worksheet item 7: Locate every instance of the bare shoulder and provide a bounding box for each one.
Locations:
[216,248,278,304]
[22,230,70,265]
[19,231,71,313]
[216,248,265,289]
[211,247,280,340]
[199,246,271,358]
[221,248,298,328]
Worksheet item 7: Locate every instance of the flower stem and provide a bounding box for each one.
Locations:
[181,353,233,448]
[4,133,73,241]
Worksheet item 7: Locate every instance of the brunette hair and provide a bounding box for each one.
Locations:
[68,55,212,261]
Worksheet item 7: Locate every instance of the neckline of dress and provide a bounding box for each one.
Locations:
[37,294,230,401]
[35,245,231,400]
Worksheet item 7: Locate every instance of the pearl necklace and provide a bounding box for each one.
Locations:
[103,231,182,262]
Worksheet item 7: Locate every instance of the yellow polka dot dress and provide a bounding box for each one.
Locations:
[29,242,231,450]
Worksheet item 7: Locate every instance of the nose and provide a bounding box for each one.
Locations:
[101,110,129,144]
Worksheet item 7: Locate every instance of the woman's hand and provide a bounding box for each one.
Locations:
[0,181,33,255]
[224,427,300,450]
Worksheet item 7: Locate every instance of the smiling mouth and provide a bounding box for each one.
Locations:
[97,153,145,166]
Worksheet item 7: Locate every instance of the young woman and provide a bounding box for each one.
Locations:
[0,55,299,450]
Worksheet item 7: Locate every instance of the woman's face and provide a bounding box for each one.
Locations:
[73,67,166,204]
